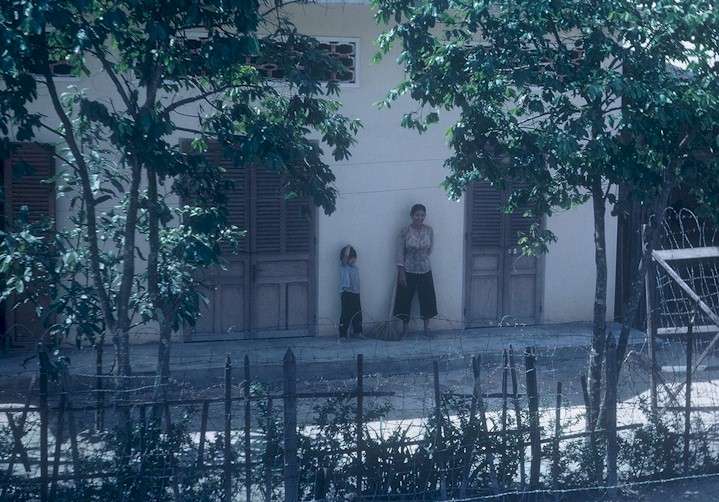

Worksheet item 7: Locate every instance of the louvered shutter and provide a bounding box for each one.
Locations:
[472,180,536,249]
[2,142,54,346]
[181,141,247,254]
[508,181,534,246]
[210,145,247,254]
[285,197,310,253]
[472,181,502,248]
[4,142,54,225]
[255,168,282,253]
[254,170,310,254]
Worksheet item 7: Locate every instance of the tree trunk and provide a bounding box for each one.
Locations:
[588,175,608,433]
[615,179,674,367]
[153,319,173,401]
[146,166,173,401]
[595,171,676,429]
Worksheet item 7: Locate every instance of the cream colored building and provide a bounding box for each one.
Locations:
[292,2,615,337]
[2,1,616,344]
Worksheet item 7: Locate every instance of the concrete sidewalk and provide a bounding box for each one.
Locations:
[0,322,647,393]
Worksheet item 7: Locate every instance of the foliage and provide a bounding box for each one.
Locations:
[52,411,227,501]
[373,0,719,225]
[0,0,360,386]
[292,390,523,500]
[247,381,285,502]
[297,390,393,500]
[617,400,717,482]
[4,380,719,500]
[620,415,683,481]
[371,0,719,461]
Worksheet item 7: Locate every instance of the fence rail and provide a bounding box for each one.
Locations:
[1,343,714,501]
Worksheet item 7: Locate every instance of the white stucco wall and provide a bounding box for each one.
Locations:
[542,197,617,323]
[290,3,617,334]
[7,1,617,342]
[288,4,465,335]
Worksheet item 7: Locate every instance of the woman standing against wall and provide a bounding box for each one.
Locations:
[394,203,438,339]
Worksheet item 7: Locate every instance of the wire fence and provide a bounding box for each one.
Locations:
[3,335,719,501]
[3,210,719,500]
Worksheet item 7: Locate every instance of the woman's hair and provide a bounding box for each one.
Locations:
[340,244,357,263]
[410,203,427,215]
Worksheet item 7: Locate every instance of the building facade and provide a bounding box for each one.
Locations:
[1,1,617,345]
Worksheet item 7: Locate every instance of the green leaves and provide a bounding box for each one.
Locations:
[0,0,360,356]
[375,0,719,233]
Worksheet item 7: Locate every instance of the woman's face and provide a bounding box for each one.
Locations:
[411,209,426,226]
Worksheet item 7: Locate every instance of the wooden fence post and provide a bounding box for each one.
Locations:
[244,355,252,502]
[509,346,525,489]
[605,334,618,499]
[475,356,499,492]
[49,385,67,501]
[644,223,659,414]
[197,399,210,468]
[95,343,105,431]
[62,369,82,498]
[433,361,447,500]
[459,355,480,498]
[500,349,509,488]
[224,355,233,502]
[38,344,49,502]
[684,319,695,475]
[283,349,298,502]
[266,397,275,502]
[552,381,562,500]
[356,354,364,501]
[525,347,541,491]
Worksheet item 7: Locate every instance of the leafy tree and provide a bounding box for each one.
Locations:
[373,0,719,474]
[0,0,359,421]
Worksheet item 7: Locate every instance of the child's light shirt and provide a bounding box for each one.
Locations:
[339,264,361,294]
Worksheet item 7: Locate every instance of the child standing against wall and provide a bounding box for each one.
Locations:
[338,244,365,342]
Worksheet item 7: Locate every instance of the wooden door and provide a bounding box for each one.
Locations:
[184,143,315,340]
[465,181,542,326]
[250,168,314,338]
[1,142,55,348]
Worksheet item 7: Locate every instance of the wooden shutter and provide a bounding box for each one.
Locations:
[181,141,247,254]
[211,146,247,254]
[4,142,55,225]
[2,142,54,346]
[285,197,310,253]
[508,181,535,246]
[472,180,536,249]
[254,170,310,254]
[472,181,502,248]
[255,168,282,253]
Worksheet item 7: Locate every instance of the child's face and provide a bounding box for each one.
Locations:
[348,256,357,266]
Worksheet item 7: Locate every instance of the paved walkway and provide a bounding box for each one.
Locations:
[0,322,647,393]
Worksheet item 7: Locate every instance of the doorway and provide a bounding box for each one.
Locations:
[1,142,55,348]
[465,181,543,326]
[184,143,316,340]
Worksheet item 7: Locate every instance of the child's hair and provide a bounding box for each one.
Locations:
[340,244,357,264]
